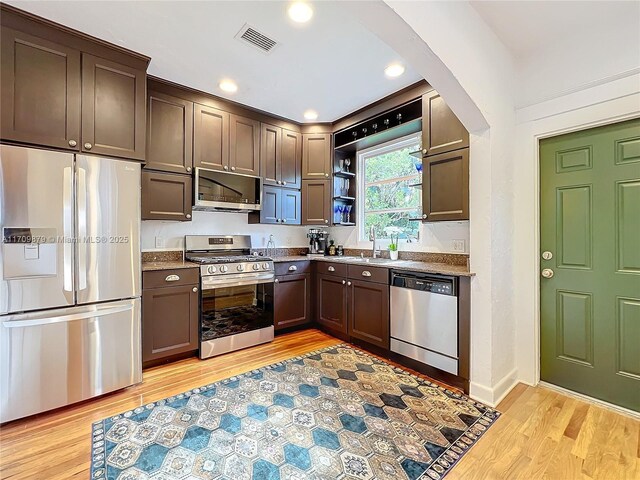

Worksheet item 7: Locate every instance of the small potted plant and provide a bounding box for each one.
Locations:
[384,226,402,260]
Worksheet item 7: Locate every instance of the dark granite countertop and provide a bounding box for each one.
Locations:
[141,260,199,272]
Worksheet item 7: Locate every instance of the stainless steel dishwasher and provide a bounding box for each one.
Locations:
[390,271,459,375]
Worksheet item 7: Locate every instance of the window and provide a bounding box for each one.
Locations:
[358,133,422,241]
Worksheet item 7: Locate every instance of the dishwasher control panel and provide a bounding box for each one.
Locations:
[391,271,457,296]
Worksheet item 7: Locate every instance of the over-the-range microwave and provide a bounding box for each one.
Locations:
[194,168,262,212]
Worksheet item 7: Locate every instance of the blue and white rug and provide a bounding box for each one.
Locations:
[91,344,499,480]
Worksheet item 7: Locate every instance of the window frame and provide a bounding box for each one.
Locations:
[356,132,422,242]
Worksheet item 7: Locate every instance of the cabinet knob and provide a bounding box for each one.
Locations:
[186,213,192,219]
[274,278,279,283]
[276,218,281,223]
[224,165,229,170]
[282,219,287,223]
[186,166,192,172]
[231,166,236,171]
[325,173,329,178]
[347,281,352,286]
[422,214,427,219]
[277,180,282,185]
[282,181,287,186]
[165,274,180,282]
[68,140,77,147]
[342,280,346,284]
[192,286,198,292]
[84,142,92,150]
[324,219,329,224]
[422,148,427,154]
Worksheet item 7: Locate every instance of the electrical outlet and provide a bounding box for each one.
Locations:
[452,240,466,252]
[155,236,165,249]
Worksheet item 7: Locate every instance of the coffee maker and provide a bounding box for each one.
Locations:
[307,229,330,256]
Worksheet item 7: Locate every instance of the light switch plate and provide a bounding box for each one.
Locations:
[452,240,466,252]
[155,236,165,249]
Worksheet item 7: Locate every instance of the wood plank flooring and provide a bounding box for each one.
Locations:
[0,329,638,479]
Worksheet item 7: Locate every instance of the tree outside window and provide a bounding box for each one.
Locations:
[358,134,422,241]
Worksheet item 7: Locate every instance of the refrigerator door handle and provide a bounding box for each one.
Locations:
[2,303,133,328]
[63,166,73,293]
[77,167,88,291]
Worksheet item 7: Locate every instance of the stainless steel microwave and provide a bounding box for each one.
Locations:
[194,168,262,212]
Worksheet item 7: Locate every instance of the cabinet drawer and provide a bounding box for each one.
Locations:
[318,261,347,277]
[143,268,199,289]
[348,264,389,284]
[275,261,311,276]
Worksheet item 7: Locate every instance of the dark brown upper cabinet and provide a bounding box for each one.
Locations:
[229,114,260,176]
[422,90,469,157]
[274,273,311,331]
[142,171,192,221]
[1,27,81,151]
[281,129,302,188]
[146,91,193,174]
[422,148,469,222]
[193,103,229,171]
[302,179,331,225]
[249,185,301,225]
[81,54,146,160]
[347,279,389,350]
[302,133,331,180]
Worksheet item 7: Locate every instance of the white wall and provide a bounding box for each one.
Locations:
[141,211,309,251]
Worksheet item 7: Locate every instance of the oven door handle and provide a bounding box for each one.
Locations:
[202,274,274,289]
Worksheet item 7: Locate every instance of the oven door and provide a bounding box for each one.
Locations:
[200,274,274,359]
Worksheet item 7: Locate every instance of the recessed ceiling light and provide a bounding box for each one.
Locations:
[288,2,313,23]
[384,63,405,78]
[219,79,238,93]
[304,110,318,120]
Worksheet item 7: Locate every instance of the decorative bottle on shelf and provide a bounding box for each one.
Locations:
[328,240,337,256]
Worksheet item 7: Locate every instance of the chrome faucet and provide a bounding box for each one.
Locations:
[369,226,381,258]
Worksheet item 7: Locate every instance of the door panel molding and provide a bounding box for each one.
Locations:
[556,185,592,270]
[615,180,640,273]
[555,145,592,173]
[555,290,594,367]
[616,297,640,379]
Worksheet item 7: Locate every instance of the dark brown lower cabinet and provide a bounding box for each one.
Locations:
[142,269,199,365]
[142,171,192,221]
[274,273,311,330]
[316,273,348,334]
[347,279,389,350]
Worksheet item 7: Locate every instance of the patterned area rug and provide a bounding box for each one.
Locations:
[91,345,499,480]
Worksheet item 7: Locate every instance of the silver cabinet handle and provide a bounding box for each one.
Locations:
[84,142,92,150]
[165,274,180,282]
[541,268,554,279]
[347,281,352,286]
[186,166,192,172]
[342,280,346,284]
[231,166,236,171]
[192,286,198,292]
[274,278,279,283]
[68,139,77,147]
[362,271,372,277]
[328,266,335,272]
[186,213,192,219]
[288,265,297,272]
[224,165,229,170]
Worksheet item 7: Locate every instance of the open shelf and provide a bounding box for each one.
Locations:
[333,195,355,201]
[334,118,422,154]
[334,222,356,226]
[408,182,422,188]
[409,149,423,159]
[334,170,355,179]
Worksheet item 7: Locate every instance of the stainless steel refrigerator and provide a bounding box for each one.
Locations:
[0,145,142,423]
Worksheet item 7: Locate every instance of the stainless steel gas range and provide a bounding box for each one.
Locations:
[185,235,274,359]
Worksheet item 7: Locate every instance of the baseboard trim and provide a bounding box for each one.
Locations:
[538,381,640,420]
[469,368,519,407]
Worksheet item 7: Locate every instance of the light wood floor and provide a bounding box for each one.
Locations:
[0,329,637,479]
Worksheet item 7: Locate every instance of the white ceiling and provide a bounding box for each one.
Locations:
[7,1,422,123]
[470,0,640,60]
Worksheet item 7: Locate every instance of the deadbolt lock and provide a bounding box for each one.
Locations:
[542,251,553,260]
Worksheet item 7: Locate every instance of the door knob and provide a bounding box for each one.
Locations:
[68,139,77,147]
[84,142,92,150]
[541,251,553,260]
[541,268,554,278]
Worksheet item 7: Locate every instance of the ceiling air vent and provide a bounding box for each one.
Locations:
[235,24,279,54]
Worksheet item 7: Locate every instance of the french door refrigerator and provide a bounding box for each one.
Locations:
[0,144,142,423]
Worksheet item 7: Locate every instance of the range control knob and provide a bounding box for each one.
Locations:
[207,265,216,274]
[253,264,260,271]
[219,265,228,273]
[262,263,270,270]
[237,264,244,271]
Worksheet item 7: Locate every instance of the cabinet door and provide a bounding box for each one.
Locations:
[317,274,347,334]
[422,148,469,222]
[81,54,146,160]
[422,90,469,157]
[142,171,192,221]
[194,103,229,171]
[260,185,281,224]
[261,123,281,186]
[146,91,193,174]
[274,274,311,330]
[229,114,260,176]
[302,133,331,179]
[281,129,302,188]
[281,188,302,225]
[142,283,199,363]
[1,27,81,150]
[348,279,389,349]
[302,179,331,225]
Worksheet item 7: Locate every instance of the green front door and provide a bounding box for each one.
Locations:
[540,118,640,412]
